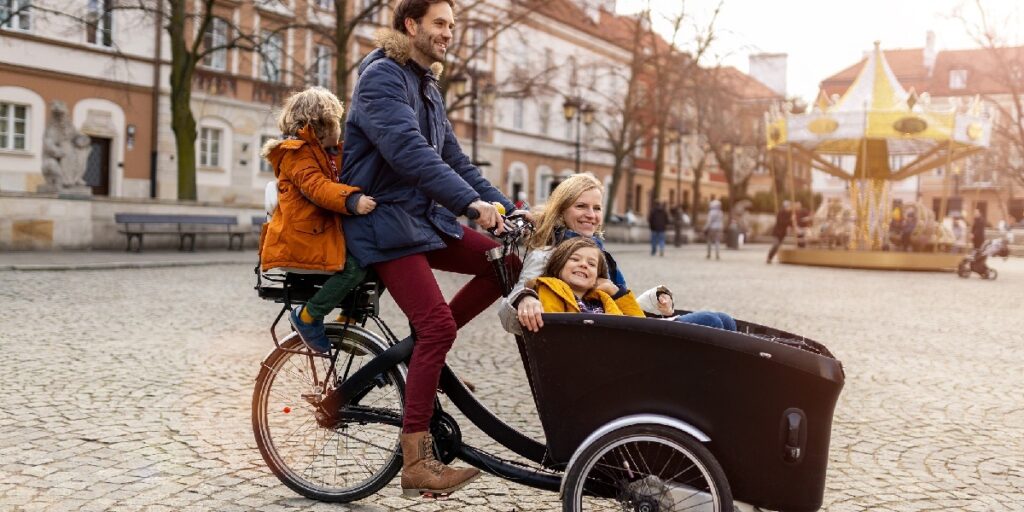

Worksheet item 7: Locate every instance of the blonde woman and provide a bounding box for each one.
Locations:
[500,174,736,334]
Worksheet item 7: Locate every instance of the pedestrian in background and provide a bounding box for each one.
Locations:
[972,208,986,250]
[766,200,794,263]
[704,197,724,260]
[648,201,669,256]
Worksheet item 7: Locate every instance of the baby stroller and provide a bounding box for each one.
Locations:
[957,236,1010,279]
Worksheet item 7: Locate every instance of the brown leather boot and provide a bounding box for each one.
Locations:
[400,431,480,498]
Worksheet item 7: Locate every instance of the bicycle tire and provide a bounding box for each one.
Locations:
[252,325,405,502]
[562,423,733,512]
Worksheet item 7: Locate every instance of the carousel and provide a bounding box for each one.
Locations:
[767,42,993,270]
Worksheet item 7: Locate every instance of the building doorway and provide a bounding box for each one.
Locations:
[84,136,111,196]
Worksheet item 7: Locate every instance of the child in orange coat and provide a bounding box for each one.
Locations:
[527,237,645,317]
[260,87,376,353]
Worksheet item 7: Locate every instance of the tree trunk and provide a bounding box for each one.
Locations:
[604,153,628,224]
[171,87,198,201]
[690,164,704,221]
[651,122,667,204]
[335,0,352,107]
[167,0,198,201]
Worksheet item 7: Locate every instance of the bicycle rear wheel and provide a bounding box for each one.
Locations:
[252,325,405,502]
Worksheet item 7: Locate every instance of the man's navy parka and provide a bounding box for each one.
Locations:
[341,29,514,266]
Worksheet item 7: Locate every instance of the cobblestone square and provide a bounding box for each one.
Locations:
[1,245,1022,511]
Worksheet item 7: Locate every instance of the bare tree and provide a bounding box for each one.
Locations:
[691,65,761,212]
[586,12,647,223]
[954,0,1024,190]
[0,0,32,29]
[439,0,549,107]
[641,3,718,204]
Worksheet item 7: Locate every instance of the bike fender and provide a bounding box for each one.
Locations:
[559,414,711,497]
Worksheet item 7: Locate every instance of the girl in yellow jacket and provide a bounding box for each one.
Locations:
[527,237,644,317]
[260,87,376,353]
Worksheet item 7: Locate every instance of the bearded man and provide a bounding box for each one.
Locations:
[340,0,522,498]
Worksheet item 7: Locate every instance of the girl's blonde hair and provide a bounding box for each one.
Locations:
[527,173,604,250]
[276,86,344,141]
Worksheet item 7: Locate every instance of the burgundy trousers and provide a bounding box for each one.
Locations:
[374,226,519,433]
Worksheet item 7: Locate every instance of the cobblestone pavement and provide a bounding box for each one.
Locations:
[2,244,1022,511]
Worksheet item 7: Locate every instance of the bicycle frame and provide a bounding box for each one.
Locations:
[314,328,561,491]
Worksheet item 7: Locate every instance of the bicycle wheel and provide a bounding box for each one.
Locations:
[562,424,733,512]
[252,325,405,502]
[985,268,998,280]
[957,261,971,278]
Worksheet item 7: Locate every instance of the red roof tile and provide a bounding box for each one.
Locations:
[713,66,782,101]
[819,46,1024,98]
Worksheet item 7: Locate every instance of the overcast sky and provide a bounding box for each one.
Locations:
[616,0,1023,102]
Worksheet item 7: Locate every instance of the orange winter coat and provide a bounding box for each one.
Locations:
[259,124,359,272]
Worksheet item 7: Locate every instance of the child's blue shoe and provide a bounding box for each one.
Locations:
[289,306,331,353]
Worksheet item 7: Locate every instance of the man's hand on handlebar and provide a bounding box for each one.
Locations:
[467,200,505,235]
[516,295,544,332]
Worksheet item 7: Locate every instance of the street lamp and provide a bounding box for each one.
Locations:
[449,72,495,167]
[562,96,595,173]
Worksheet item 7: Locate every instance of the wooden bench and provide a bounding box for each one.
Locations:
[114,213,248,252]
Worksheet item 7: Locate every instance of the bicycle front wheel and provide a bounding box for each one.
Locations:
[252,325,405,502]
[562,424,733,512]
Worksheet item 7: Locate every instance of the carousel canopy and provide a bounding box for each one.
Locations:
[767,42,993,180]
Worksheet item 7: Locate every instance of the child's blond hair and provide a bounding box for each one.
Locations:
[274,86,343,142]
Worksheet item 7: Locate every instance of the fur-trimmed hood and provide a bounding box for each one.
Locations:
[370,28,444,77]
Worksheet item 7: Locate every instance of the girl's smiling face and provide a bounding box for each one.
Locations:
[558,246,602,296]
[561,188,603,237]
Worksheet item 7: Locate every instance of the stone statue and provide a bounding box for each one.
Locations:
[39,100,92,195]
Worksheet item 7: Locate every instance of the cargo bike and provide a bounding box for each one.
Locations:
[252,214,845,511]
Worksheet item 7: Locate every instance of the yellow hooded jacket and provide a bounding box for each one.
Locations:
[529,276,645,317]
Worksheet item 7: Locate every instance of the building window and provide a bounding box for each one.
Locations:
[259,135,274,173]
[200,127,222,167]
[316,0,332,9]
[0,102,29,150]
[539,101,550,136]
[201,17,228,70]
[86,0,112,47]
[260,30,283,83]
[471,24,487,60]
[512,98,524,131]
[313,44,331,87]
[949,69,968,90]
[1,0,32,30]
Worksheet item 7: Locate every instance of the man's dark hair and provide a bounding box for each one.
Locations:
[393,0,455,34]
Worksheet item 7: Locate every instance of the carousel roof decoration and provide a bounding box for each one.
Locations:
[766,41,993,182]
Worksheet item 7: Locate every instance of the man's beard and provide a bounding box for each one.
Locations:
[413,30,445,63]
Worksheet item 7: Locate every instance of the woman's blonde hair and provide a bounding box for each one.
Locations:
[276,86,344,141]
[527,173,604,250]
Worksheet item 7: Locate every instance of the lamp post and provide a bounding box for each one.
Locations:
[562,97,595,173]
[450,73,496,167]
